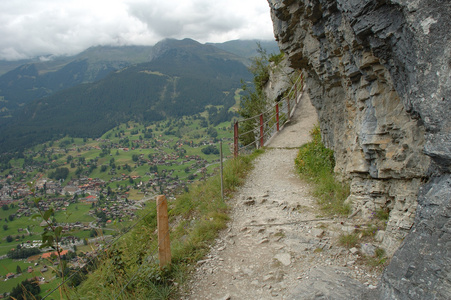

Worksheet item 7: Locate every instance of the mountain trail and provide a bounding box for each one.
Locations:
[183,92,381,299]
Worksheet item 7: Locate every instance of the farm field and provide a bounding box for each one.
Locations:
[0,108,237,297]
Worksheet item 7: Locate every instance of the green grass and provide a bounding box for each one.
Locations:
[1,113,236,297]
[295,125,351,216]
[68,150,262,299]
[361,247,388,268]
[0,202,96,260]
[53,203,95,224]
[0,257,63,296]
[338,233,359,248]
[10,115,233,190]
[0,268,37,294]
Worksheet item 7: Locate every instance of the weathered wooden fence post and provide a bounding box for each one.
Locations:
[156,195,171,268]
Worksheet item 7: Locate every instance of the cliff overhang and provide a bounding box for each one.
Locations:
[268,0,450,298]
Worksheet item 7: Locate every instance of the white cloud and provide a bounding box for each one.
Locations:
[0,0,275,60]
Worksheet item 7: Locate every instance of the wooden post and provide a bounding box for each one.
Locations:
[233,121,239,158]
[259,114,264,148]
[156,195,171,268]
[276,103,280,131]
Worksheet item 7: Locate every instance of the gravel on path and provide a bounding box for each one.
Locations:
[183,92,381,300]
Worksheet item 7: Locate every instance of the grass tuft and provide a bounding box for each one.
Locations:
[295,125,351,216]
[338,233,359,248]
[363,247,388,268]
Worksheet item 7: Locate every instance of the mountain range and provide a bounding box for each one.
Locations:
[0,39,278,152]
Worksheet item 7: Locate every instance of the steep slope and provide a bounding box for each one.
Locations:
[0,39,277,123]
[269,0,450,299]
[0,39,252,152]
[0,46,154,114]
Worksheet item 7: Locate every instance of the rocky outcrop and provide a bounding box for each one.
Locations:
[263,57,296,102]
[268,0,450,299]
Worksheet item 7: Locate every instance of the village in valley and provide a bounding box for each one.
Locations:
[0,112,234,297]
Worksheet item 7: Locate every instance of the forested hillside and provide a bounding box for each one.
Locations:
[0,39,252,152]
[0,47,152,118]
[0,39,277,120]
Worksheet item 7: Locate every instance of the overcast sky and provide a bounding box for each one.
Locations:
[0,0,275,61]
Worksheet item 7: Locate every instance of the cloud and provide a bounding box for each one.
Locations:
[0,0,274,60]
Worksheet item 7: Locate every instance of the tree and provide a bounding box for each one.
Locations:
[10,278,41,300]
[16,265,22,274]
[2,204,8,211]
[7,247,41,259]
[207,127,218,138]
[238,44,284,146]
[6,235,13,242]
[3,224,7,231]
[201,145,219,155]
[90,229,99,237]
[49,167,69,180]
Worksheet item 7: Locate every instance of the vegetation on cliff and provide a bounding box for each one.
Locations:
[238,44,284,146]
[295,125,350,216]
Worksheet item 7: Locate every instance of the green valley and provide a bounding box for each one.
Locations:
[0,105,237,297]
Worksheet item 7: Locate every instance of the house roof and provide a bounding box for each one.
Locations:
[42,250,68,259]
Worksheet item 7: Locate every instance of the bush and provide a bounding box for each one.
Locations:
[339,233,359,248]
[7,247,41,259]
[295,125,351,215]
[201,145,219,155]
[10,278,41,300]
[49,167,69,180]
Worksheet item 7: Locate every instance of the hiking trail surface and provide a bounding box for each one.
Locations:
[183,92,381,299]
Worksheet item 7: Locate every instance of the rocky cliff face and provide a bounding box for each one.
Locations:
[268,0,450,299]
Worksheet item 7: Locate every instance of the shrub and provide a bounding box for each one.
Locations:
[339,233,359,248]
[375,208,390,221]
[295,125,350,215]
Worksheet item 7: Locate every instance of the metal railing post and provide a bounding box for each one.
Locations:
[233,73,303,154]
[233,121,239,157]
[295,84,298,104]
[287,97,291,120]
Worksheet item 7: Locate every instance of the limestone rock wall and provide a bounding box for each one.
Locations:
[263,57,296,102]
[268,0,450,298]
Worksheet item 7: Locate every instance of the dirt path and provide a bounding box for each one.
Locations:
[183,92,380,299]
